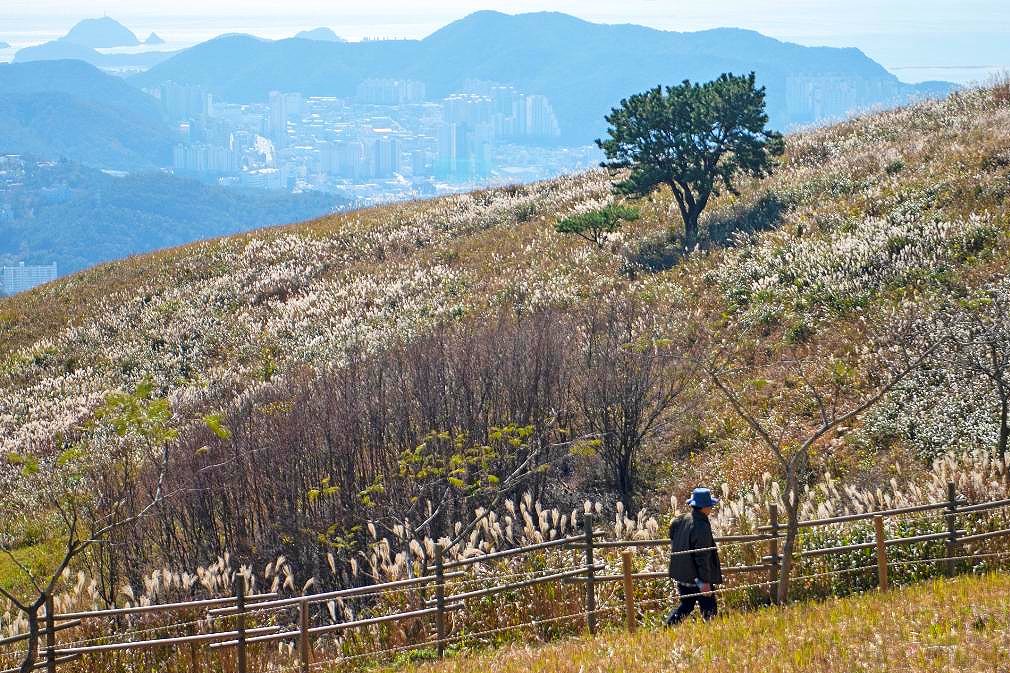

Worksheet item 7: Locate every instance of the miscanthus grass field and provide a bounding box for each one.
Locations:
[6,86,1010,488]
[4,82,1010,672]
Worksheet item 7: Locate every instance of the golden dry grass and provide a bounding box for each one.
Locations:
[390,573,1010,673]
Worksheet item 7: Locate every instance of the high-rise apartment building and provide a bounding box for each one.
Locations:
[159,82,212,122]
[268,91,303,147]
[523,95,562,140]
[356,79,426,105]
[371,136,402,178]
[173,143,241,174]
[436,122,491,180]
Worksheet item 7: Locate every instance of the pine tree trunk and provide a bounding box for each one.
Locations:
[684,211,700,252]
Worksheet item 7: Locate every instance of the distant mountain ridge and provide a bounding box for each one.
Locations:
[132,11,957,142]
[15,17,175,69]
[63,17,140,47]
[0,60,173,169]
[14,40,175,68]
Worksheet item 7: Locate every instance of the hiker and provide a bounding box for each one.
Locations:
[666,487,723,625]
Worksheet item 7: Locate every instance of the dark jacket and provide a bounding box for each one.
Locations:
[668,509,723,585]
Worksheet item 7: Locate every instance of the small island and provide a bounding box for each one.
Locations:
[0,41,10,49]
[144,32,165,45]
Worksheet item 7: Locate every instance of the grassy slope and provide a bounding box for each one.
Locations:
[394,574,1010,673]
[3,86,1010,507]
[2,86,1010,673]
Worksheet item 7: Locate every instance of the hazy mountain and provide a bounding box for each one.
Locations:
[63,17,140,48]
[145,32,166,46]
[132,11,957,142]
[0,157,346,275]
[14,40,175,69]
[293,28,344,43]
[0,42,10,49]
[0,60,173,169]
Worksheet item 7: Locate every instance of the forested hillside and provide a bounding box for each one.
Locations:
[0,157,345,275]
[0,60,173,169]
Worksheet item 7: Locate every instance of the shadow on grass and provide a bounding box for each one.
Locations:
[623,192,788,274]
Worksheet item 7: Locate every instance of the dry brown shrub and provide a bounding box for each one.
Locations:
[987,70,1010,106]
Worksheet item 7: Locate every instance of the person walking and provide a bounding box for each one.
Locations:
[666,487,723,625]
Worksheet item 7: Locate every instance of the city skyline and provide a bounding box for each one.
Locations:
[161,77,583,206]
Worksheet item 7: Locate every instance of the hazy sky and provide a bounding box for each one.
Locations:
[5,0,1008,31]
[3,1,1009,82]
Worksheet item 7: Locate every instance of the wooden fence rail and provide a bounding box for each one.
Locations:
[4,482,1010,672]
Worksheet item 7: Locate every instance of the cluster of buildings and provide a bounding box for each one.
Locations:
[0,155,72,221]
[1,262,58,295]
[0,155,60,294]
[0,154,26,224]
[150,78,598,206]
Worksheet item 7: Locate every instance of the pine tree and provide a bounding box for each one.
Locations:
[597,73,784,251]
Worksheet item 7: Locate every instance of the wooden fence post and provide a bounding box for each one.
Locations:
[45,593,56,673]
[583,513,597,635]
[187,622,201,672]
[434,545,447,658]
[235,575,247,673]
[621,549,636,633]
[945,482,959,577]
[767,503,780,605]
[873,515,889,592]
[298,598,311,673]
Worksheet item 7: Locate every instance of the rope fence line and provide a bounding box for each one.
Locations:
[53,614,224,648]
[887,550,1010,566]
[5,484,1010,673]
[634,578,780,605]
[445,565,591,589]
[298,605,622,672]
[0,615,220,659]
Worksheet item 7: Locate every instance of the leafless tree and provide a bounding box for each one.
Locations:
[1,380,178,673]
[704,305,945,602]
[946,283,1010,487]
[575,300,699,509]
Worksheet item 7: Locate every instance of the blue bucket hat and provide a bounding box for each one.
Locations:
[686,487,719,508]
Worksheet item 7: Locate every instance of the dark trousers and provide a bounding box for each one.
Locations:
[666,582,718,624]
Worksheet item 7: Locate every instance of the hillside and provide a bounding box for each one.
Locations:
[130,11,954,141]
[0,157,346,275]
[392,573,1010,673]
[0,60,173,169]
[2,83,1010,601]
[13,40,174,69]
